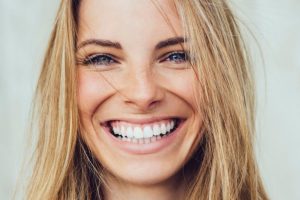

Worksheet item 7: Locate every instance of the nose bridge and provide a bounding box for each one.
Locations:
[122,66,163,110]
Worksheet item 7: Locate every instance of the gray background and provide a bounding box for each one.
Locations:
[1,0,299,199]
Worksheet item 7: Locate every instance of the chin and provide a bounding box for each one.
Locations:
[105,159,182,186]
[83,117,199,186]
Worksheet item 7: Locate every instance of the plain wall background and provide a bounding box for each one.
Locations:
[1,0,299,199]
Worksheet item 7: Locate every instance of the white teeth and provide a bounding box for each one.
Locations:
[153,124,161,136]
[133,127,143,139]
[161,124,167,135]
[116,126,120,134]
[113,126,118,135]
[110,119,178,140]
[126,127,134,138]
[120,126,126,136]
[166,122,171,132]
[143,126,153,138]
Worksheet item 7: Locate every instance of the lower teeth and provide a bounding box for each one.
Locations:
[117,135,164,144]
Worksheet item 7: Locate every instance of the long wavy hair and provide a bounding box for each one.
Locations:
[25,0,268,199]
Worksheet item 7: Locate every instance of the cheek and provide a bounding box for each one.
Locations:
[160,69,198,110]
[77,69,114,117]
[162,69,202,136]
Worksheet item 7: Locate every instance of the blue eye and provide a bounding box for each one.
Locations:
[163,51,188,64]
[83,54,117,66]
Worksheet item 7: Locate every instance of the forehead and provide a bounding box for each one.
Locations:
[77,0,182,45]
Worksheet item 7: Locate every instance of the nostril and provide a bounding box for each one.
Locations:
[121,84,164,111]
[148,100,160,109]
[123,94,162,111]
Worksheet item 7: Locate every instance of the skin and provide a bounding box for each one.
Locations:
[76,0,203,199]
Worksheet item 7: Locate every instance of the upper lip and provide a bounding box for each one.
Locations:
[100,116,184,126]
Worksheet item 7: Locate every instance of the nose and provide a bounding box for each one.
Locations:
[121,68,164,111]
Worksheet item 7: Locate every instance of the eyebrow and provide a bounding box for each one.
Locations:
[77,39,122,50]
[76,36,186,51]
[155,37,186,50]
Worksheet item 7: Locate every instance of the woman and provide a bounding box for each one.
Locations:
[26,0,268,199]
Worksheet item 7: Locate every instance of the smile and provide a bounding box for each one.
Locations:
[104,118,182,144]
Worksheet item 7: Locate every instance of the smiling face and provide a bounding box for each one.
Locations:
[77,0,203,187]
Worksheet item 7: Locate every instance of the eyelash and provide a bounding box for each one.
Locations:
[80,51,188,67]
[160,51,188,64]
[81,53,119,66]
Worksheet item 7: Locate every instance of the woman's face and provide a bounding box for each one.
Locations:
[77,0,202,186]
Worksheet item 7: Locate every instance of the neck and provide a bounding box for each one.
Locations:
[103,172,186,200]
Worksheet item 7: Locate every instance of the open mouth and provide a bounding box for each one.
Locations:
[103,118,182,144]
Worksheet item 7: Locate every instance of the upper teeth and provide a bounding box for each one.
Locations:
[111,120,176,139]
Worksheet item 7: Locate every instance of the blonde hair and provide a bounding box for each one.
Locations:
[26,0,268,199]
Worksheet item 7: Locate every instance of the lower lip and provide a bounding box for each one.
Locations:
[100,121,185,155]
